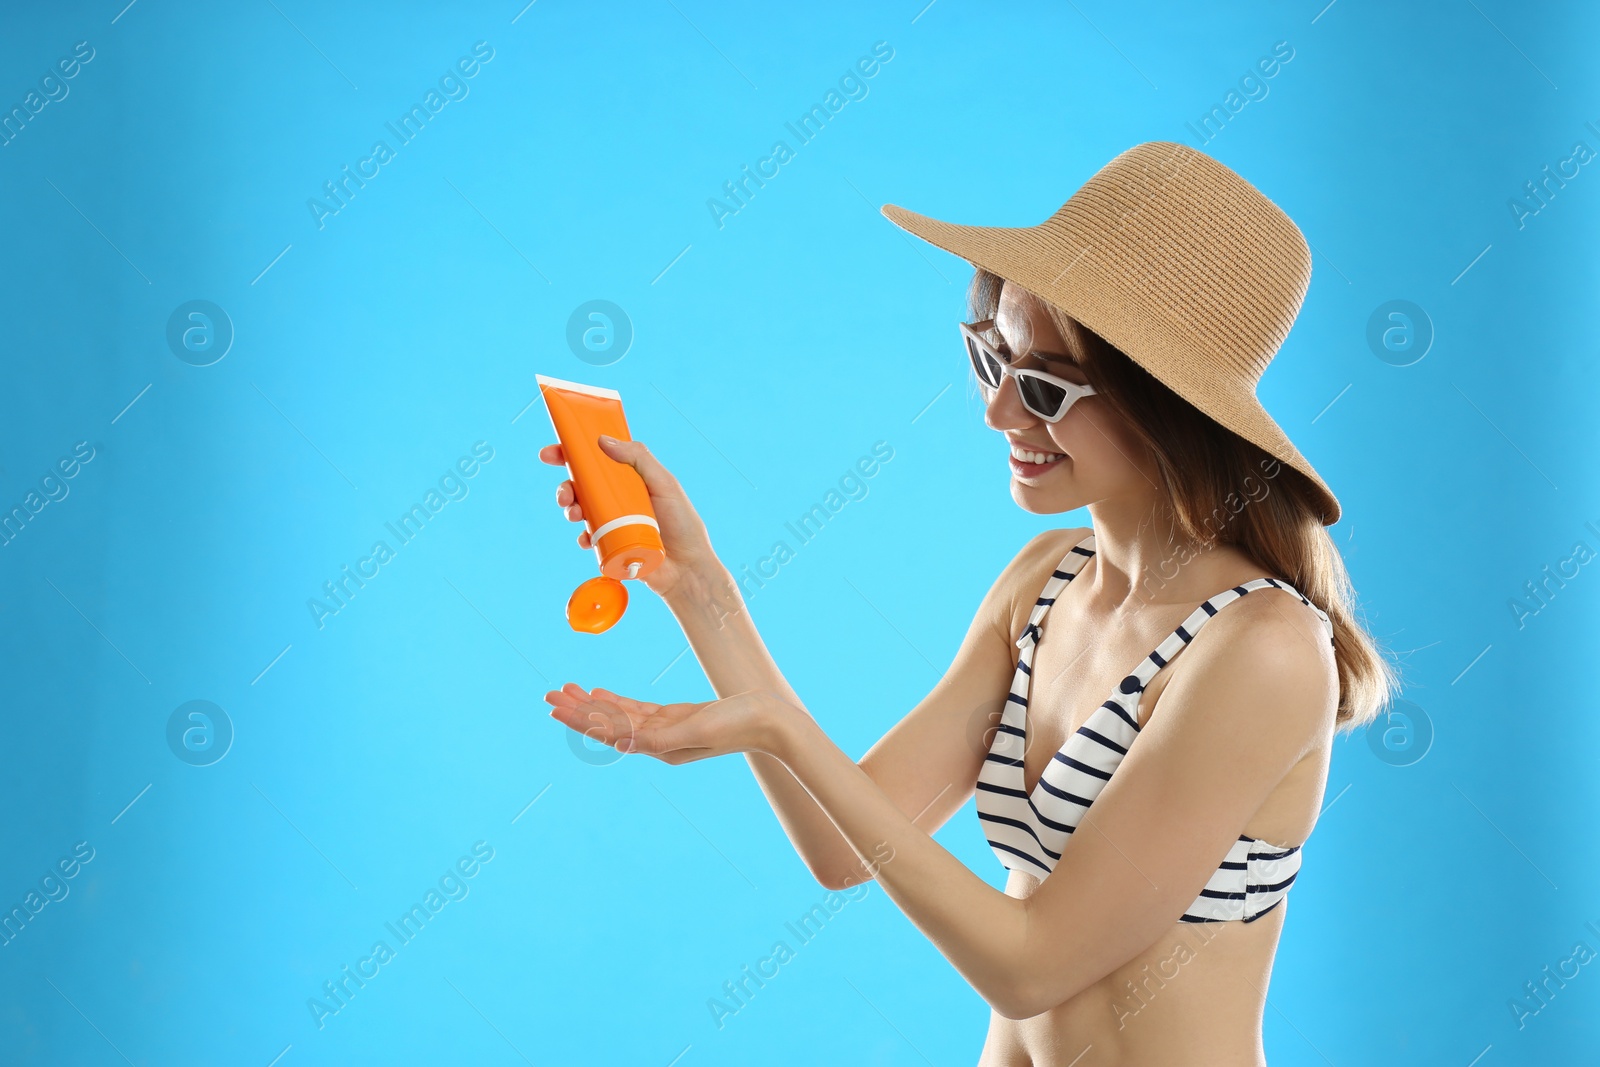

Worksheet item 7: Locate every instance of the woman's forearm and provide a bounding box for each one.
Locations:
[661,562,876,888]
[770,703,1046,1018]
[660,560,798,702]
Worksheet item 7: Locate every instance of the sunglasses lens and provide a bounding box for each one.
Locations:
[966,337,1004,388]
[1017,374,1068,419]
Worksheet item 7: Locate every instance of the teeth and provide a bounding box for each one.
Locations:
[1010,445,1064,465]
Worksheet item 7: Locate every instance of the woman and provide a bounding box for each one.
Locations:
[542,142,1397,1065]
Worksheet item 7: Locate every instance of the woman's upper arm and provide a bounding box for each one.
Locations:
[856,528,1090,834]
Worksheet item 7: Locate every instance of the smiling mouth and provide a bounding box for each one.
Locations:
[1010,444,1063,464]
[1009,444,1066,477]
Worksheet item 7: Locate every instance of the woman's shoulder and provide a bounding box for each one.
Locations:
[1005,526,1093,587]
[1178,573,1340,737]
[1022,526,1094,567]
[992,527,1094,640]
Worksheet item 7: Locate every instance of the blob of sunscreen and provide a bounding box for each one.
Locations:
[567,575,628,633]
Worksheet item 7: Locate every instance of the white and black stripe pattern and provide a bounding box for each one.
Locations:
[975,532,1333,923]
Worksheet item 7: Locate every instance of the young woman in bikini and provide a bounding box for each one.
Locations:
[542,142,1397,1065]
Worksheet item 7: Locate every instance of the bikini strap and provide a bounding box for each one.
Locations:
[1115,577,1335,712]
[1016,532,1096,651]
[1261,577,1336,645]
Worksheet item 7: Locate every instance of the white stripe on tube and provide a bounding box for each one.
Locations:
[590,513,660,542]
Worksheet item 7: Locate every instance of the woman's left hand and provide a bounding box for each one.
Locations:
[544,683,788,764]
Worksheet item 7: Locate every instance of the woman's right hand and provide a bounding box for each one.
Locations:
[539,434,720,602]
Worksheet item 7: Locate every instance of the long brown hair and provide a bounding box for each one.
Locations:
[969,268,1398,731]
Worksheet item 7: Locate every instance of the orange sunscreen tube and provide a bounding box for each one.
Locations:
[537,374,665,583]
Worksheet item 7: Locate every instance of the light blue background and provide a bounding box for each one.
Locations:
[3,1,1597,1063]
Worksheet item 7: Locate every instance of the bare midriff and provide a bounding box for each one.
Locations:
[977,872,1284,1067]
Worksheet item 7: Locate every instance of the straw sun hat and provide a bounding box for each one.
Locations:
[880,140,1340,526]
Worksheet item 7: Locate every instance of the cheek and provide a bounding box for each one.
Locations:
[1049,402,1139,467]
[1043,399,1102,453]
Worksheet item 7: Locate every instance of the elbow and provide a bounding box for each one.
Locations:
[985,972,1077,1022]
[811,845,895,892]
[983,906,1086,1019]
[988,986,1042,1022]
[806,838,896,889]
[803,857,861,892]
[812,867,873,892]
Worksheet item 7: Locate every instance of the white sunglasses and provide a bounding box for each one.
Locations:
[959,319,1097,423]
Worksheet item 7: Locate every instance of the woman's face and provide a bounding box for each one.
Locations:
[986,282,1153,514]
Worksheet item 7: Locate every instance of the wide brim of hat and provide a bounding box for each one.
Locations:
[879,202,1342,526]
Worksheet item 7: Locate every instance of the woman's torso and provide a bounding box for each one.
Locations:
[978,529,1334,1067]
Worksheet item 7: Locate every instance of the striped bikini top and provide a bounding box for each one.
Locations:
[976,532,1335,923]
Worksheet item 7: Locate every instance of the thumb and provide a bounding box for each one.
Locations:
[597,433,633,456]
[599,435,678,494]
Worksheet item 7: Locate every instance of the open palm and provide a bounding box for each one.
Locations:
[544,683,774,763]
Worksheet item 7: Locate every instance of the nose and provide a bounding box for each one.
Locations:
[982,373,1039,435]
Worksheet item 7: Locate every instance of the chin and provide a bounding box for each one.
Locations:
[1011,485,1085,515]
